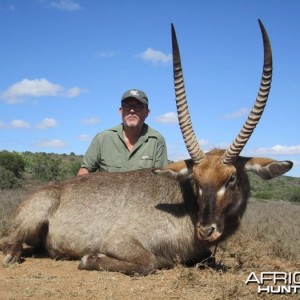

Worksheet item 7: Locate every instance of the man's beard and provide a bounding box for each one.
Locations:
[124,116,139,128]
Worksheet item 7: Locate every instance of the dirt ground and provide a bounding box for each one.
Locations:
[0,199,299,300]
[0,257,233,299]
[0,254,282,300]
[0,254,297,300]
[0,239,298,299]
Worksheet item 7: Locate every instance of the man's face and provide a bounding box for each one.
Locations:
[119,98,149,129]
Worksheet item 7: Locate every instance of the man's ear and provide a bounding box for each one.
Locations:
[146,107,150,117]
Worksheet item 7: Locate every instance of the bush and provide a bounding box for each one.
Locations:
[60,161,81,180]
[21,152,81,181]
[253,191,274,200]
[0,166,22,189]
[0,151,25,178]
[31,153,61,181]
[288,188,300,203]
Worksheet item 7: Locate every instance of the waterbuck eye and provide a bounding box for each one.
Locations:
[226,173,237,188]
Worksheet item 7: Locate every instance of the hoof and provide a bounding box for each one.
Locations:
[78,255,96,270]
[2,242,23,265]
[78,254,106,271]
[3,254,19,265]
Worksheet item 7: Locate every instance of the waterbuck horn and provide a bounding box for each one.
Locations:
[171,23,205,164]
[221,19,273,165]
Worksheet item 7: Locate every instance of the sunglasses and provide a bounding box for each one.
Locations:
[121,103,145,112]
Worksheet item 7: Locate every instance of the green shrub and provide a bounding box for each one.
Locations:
[0,151,25,178]
[0,166,22,189]
[60,161,81,180]
[21,152,81,181]
[31,153,61,181]
[22,152,35,174]
[253,191,274,200]
[288,188,300,203]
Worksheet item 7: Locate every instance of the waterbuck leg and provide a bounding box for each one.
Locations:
[2,241,23,265]
[78,253,157,275]
[78,234,164,275]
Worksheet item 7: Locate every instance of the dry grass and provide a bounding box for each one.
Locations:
[0,183,299,299]
[0,180,45,236]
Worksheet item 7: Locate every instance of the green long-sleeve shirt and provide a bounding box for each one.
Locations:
[81,124,168,172]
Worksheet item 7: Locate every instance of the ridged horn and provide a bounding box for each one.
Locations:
[222,19,273,165]
[171,23,205,164]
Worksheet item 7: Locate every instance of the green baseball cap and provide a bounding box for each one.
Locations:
[121,89,149,105]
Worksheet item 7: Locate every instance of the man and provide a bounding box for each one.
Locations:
[77,89,168,175]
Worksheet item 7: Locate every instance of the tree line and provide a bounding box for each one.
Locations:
[0,150,299,203]
[0,150,81,189]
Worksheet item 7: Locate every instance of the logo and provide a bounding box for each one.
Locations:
[245,271,300,294]
[130,90,140,96]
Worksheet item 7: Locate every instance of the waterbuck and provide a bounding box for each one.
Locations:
[1,20,292,275]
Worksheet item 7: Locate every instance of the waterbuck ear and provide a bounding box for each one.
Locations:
[243,157,293,180]
[153,159,194,180]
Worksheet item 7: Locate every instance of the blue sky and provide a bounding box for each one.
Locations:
[0,0,299,177]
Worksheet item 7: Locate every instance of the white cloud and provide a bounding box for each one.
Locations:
[222,107,250,120]
[136,48,172,64]
[66,87,82,98]
[48,0,82,12]
[199,139,210,147]
[254,144,300,155]
[80,117,100,125]
[36,118,58,129]
[1,78,83,103]
[32,139,68,148]
[10,120,31,128]
[0,118,59,129]
[1,78,63,103]
[78,134,92,142]
[155,112,178,124]
[167,139,210,162]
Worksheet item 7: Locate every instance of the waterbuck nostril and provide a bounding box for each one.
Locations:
[199,224,216,239]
